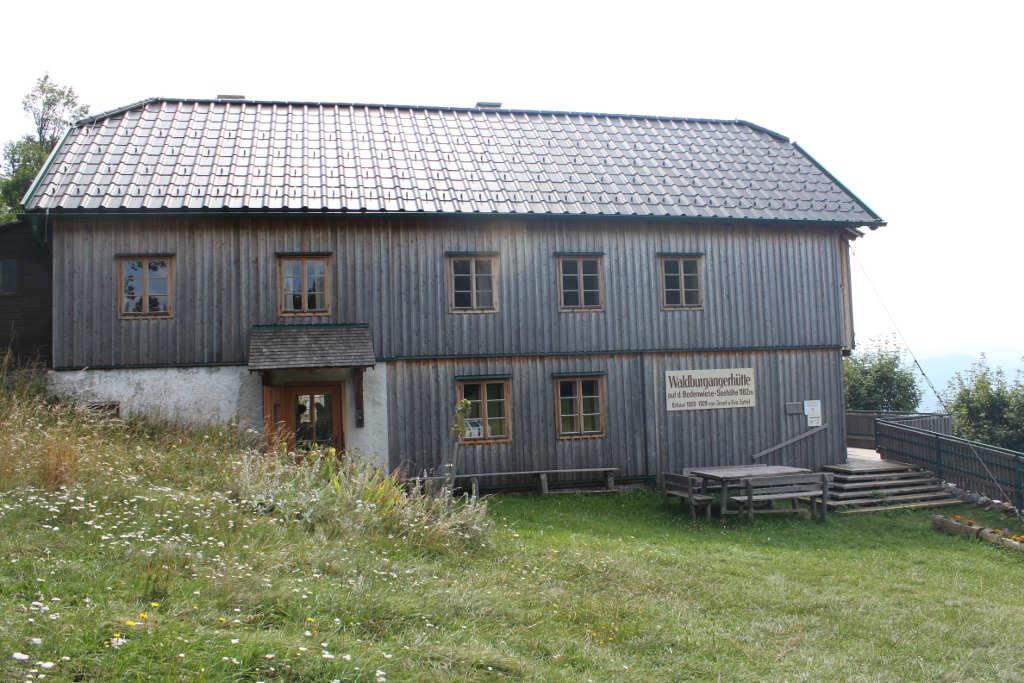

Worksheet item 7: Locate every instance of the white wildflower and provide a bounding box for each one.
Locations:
[342,654,352,661]
[13,652,29,660]
[29,639,41,646]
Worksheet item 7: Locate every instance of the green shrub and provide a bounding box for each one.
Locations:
[943,354,1024,451]
[844,335,923,412]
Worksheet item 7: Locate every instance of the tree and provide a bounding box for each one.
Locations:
[843,335,923,412]
[0,75,89,223]
[0,136,48,223]
[22,74,89,153]
[943,355,1024,452]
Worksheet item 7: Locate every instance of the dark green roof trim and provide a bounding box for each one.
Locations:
[20,125,74,208]
[553,251,605,257]
[792,142,886,226]
[552,371,607,377]
[252,323,369,330]
[114,252,175,258]
[53,361,247,372]
[378,344,843,363]
[444,251,500,257]
[454,374,513,381]
[274,251,333,257]
[656,252,704,257]
[19,209,887,229]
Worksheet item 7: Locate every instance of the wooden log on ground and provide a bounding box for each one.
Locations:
[931,515,1024,551]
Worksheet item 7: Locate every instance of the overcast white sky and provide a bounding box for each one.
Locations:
[2,0,1021,359]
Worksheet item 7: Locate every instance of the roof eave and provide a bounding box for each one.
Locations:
[792,142,885,226]
[20,125,76,209]
[20,206,886,228]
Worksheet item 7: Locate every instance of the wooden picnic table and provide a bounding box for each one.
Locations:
[688,465,812,522]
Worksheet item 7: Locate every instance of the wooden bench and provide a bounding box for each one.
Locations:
[728,472,832,522]
[452,468,621,495]
[661,473,715,520]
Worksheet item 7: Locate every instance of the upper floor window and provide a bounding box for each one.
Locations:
[0,259,16,295]
[556,375,605,438]
[119,256,173,318]
[660,255,703,309]
[557,255,603,311]
[279,255,330,315]
[448,254,497,313]
[457,377,511,442]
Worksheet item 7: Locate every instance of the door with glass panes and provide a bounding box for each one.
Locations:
[263,384,345,452]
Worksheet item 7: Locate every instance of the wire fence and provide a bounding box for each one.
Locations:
[876,418,1024,509]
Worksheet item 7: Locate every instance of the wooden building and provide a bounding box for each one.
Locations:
[19,97,883,476]
[0,220,53,364]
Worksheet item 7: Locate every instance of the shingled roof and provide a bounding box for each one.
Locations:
[248,324,375,371]
[21,97,884,226]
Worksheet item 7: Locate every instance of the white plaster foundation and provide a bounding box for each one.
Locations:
[48,362,390,469]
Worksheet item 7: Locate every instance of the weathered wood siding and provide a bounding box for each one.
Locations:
[0,224,53,364]
[388,347,846,477]
[51,214,848,367]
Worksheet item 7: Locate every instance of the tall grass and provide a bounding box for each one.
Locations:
[0,348,490,552]
[235,447,491,552]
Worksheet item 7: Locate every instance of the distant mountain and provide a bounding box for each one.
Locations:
[914,353,1024,412]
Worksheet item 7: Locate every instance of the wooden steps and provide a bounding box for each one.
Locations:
[821,461,962,513]
[840,499,964,513]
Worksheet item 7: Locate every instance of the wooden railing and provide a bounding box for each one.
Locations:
[876,418,1024,509]
[846,411,951,449]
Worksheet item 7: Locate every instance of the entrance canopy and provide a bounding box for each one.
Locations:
[248,324,375,371]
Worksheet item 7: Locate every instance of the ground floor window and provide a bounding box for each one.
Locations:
[556,376,605,438]
[0,259,16,295]
[457,378,511,442]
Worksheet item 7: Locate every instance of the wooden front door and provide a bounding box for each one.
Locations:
[263,384,345,452]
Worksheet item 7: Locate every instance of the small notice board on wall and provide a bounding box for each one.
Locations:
[666,368,756,411]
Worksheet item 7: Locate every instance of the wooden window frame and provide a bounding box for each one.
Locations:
[447,255,499,314]
[277,255,332,317]
[659,255,704,310]
[0,259,17,296]
[456,378,512,444]
[555,376,606,440]
[117,255,175,319]
[557,256,605,312]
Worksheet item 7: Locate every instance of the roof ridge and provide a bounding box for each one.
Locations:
[71,96,789,140]
[75,97,163,126]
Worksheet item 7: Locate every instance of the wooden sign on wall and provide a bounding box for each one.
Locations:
[665,368,756,411]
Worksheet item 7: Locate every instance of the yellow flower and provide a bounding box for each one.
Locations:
[307,618,314,622]
[140,613,147,618]
[151,602,160,607]
[126,621,135,626]
[113,633,120,638]
[219,618,226,622]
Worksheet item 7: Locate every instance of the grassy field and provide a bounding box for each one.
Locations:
[2,373,1024,681]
